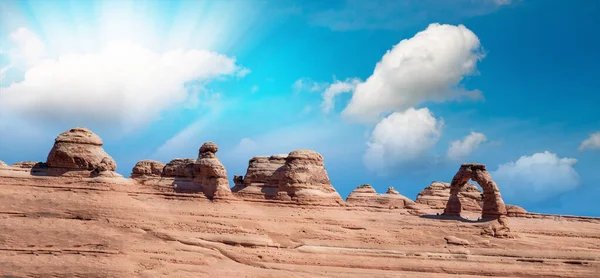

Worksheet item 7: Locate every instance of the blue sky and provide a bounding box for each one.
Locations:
[1,0,599,216]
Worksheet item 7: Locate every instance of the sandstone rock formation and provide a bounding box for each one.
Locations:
[506,205,528,217]
[232,175,244,191]
[3,170,600,277]
[481,215,512,238]
[12,161,40,168]
[416,181,482,211]
[444,235,470,246]
[192,142,232,199]
[145,143,232,200]
[386,186,400,195]
[162,158,195,178]
[346,184,417,209]
[0,160,7,167]
[46,127,117,175]
[276,150,343,205]
[443,163,507,219]
[233,154,287,199]
[131,160,165,178]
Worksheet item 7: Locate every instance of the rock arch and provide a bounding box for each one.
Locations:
[443,163,507,219]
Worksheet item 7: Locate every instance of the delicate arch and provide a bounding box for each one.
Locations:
[443,163,507,219]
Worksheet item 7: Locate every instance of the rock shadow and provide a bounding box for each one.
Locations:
[420,214,495,223]
[172,178,204,194]
[29,162,49,176]
[260,187,278,200]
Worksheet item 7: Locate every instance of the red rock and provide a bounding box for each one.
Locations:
[444,236,470,245]
[506,205,528,217]
[162,158,195,178]
[46,127,117,174]
[346,185,416,209]
[481,215,512,238]
[11,161,39,168]
[276,150,343,206]
[131,160,165,178]
[233,154,287,199]
[416,181,482,211]
[443,163,507,219]
[192,142,232,200]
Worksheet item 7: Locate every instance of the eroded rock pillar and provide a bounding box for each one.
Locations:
[443,164,472,216]
[471,167,507,219]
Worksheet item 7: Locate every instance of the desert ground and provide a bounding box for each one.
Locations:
[1,168,599,278]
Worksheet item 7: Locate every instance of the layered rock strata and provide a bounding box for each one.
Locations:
[506,205,528,217]
[346,185,417,209]
[131,160,165,178]
[275,150,343,206]
[232,154,287,199]
[46,127,118,177]
[443,163,507,219]
[162,158,195,178]
[193,142,232,199]
[12,161,40,168]
[416,181,482,211]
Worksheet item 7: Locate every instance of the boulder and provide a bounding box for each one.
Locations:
[481,215,512,238]
[444,236,470,246]
[192,142,232,199]
[233,154,287,199]
[162,158,195,178]
[276,150,343,206]
[131,160,165,178]
[231,175,245,191]
[346,185,416,209]
[46,127,117,173]
[416,181,482,211]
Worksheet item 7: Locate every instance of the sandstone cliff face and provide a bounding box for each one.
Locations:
[233,154,287,199]
[347,185,417,209]
[276,150,343,206]
[46,127,117,176]
[416,181,482,211]
[131,160,165,178]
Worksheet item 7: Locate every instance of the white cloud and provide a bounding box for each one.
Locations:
[321,78,361,113]
[578,131,600,151]
[492,151,580,203]
[342,23,484,123]
[292,77,328,93]
[251,85,259,93]
[363,108,443,174]
[236,68,251,78]
[8,27,46,67]
[447,132,487,160]
[0,29,248,131]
